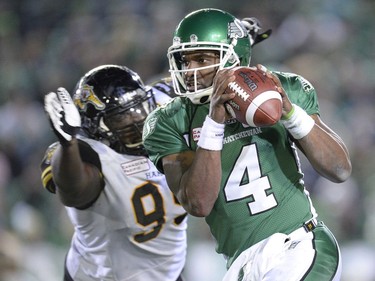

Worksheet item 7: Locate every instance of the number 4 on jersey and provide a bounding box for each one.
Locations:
[224,144,277,215]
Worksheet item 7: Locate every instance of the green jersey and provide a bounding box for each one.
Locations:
[143,71,320,267]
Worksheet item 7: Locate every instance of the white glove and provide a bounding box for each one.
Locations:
[44,87,81,144]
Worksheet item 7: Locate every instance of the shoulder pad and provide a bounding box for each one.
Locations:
[149,77,178,106]
[40,142,59,193]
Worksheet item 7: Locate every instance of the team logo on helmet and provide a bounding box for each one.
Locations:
[74,84,105,110]
[228,19,248,39]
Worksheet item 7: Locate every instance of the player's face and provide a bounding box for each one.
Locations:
[104,104,148,146]
[180,51,219,91]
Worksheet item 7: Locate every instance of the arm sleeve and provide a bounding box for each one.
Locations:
[40,140,101,193]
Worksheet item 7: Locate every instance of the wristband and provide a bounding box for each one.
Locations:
[280,104,315,139]
[281,106,295,121]
[197,116,225,150]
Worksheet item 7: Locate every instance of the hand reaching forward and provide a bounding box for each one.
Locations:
[44,87,81,145]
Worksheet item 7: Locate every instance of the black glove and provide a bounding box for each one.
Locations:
[241,17,272,46]
[44,87,81,145]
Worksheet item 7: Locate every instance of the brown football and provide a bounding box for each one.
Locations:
[225,66,282,127]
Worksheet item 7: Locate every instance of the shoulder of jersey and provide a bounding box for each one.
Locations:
[40,142,60,193]
[273,71,314,93]
[149,77,179,106]
[40,139,101,194]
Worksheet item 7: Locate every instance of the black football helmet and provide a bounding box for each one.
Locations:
[73,64,157,155]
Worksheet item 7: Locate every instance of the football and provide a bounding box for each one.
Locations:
[225,67,282,127]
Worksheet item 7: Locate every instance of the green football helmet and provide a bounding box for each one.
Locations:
[167,8,252,104]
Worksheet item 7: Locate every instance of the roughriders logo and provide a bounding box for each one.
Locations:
[228,19,248,39]
[74,84,105,111]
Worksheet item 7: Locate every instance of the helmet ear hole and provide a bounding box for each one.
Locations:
[85,104,97,118]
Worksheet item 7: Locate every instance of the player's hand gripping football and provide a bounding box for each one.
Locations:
[255,64,293,116]
[44,87,81,145]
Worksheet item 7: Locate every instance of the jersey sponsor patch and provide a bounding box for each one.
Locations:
[121,158,150,175]
[192,127,201,142]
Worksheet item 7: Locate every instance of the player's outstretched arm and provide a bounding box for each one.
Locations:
[44,88,103,207]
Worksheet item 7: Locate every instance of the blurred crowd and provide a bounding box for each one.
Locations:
[0,0,374,280]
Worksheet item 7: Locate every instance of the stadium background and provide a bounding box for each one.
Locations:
[0,0,374,280]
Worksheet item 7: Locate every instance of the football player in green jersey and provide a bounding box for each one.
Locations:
[143,8,352,281]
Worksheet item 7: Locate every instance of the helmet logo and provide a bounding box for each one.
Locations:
[74,84,105,110]
[228,19,247,39]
